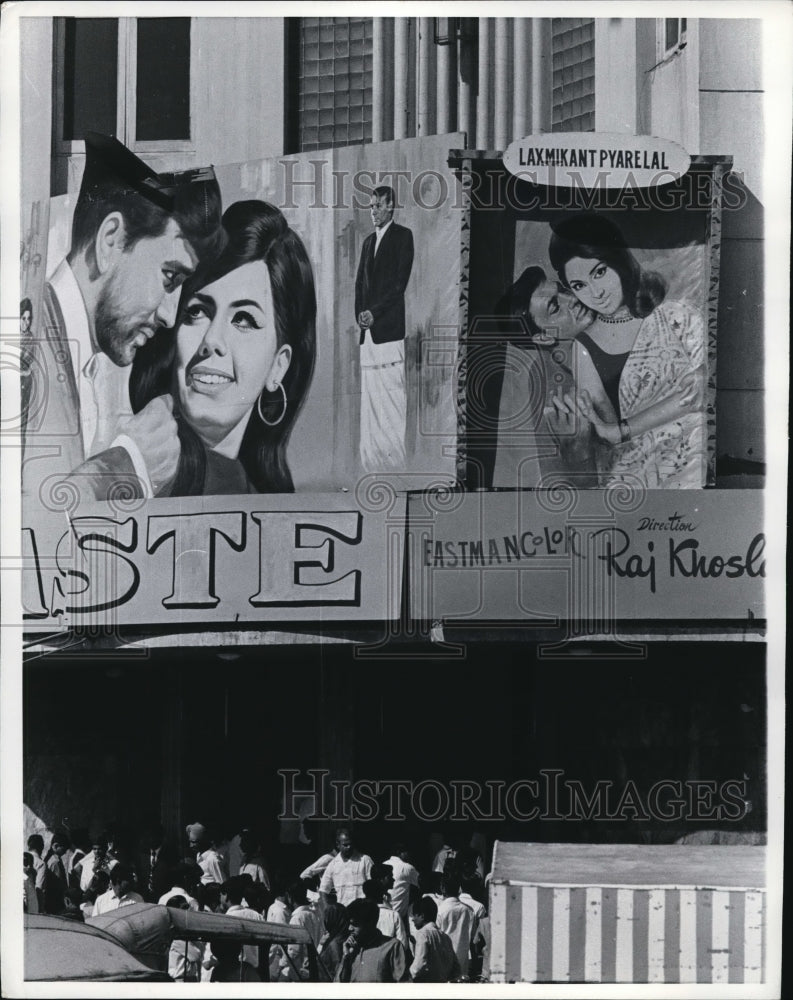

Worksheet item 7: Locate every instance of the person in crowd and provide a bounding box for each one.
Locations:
[317,902,349,982]
[421,870,445,912]
[370,861,396,907]
[91,863,143,915]
[208,939,261,983]
[458,848,487,902]
[197,881,223,913]
[43,829,70,914]
[158,861,201,910]
[219,875,264,973]
[279,881,323,981]
[65,828,91,888]
[23,852,39,914]
[362,877,410,953]
[459,874,487,980]
[319,828,373,907]
[300,844,338,881]
[242,880,270,916]
[547,211,706,488]
[130,200,317,496]
[185,823,227,885]
[432,829,459,873]
[383,842,420,926]
[409,895,461,983]
[436,872,476,980]
[22,132,222,504]
[335,898,410,983]
[138,822,176,902]
[266,874,293,981]
[26,834,46,910]
[104,825,137,872]
[238,830,270,890]
[60,888,85,922]
[80,870,110,919]
[459,874,487,922]
[74,831,112,893]
[166,895,204,982]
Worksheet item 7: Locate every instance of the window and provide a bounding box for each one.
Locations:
[550,18,595,132]
[290,17,373,152]
[55,17,193,154]
[660,17,688,57]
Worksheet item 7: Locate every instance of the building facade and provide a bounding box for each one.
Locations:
[17,13,769,883]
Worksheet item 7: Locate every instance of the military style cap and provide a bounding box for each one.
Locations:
[81,132,216,214]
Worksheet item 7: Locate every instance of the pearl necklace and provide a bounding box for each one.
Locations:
[598,311,635,324]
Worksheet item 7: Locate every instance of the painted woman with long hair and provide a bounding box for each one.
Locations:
[548,212,705,489]
[131,200,316,495]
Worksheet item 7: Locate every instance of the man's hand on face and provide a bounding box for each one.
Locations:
[358,310,374,330]
[116,393,181,494]
[343,933,360,958]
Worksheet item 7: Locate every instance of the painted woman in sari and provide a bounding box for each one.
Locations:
[548,212,706,489]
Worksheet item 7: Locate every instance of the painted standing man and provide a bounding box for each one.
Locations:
[354,185,414,472]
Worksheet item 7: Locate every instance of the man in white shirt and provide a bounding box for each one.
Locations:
[280,881,323,980]
[158,862,201,911]
[186,822,227,885]
[300,847,337,881]
[435,873,475,980]
[220,876,264,971]
[383,844,420,923]
[23,132,222,506]
[409,896,460,982]
[363,878,410,954]
[266,878,293,981]
[91,864,143,916]
[319,828,373,907]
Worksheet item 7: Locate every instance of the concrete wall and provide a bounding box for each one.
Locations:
[20,17,54,205]
[699,20,764,471]
[645,19,701,152]
[22,17,286,199]
[594,18,637,133]
[639,17,764,472]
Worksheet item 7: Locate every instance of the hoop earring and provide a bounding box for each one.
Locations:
[257,382,287,427]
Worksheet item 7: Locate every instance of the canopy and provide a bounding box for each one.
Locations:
[90,902,320,979]
[24,914,171,982]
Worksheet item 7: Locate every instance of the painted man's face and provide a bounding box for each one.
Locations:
[369,194,394,230]
[96,219,197,366]
[528,280,594,340]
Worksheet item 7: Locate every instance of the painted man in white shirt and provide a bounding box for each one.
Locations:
[23,132,222,506]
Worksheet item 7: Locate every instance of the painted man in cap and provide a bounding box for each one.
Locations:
[22,132,222,506]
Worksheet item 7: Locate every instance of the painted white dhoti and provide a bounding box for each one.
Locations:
[360,331,406,472]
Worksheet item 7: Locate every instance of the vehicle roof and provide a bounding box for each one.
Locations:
[24,915,171,982]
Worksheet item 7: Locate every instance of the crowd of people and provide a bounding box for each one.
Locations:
[25,822,491,983]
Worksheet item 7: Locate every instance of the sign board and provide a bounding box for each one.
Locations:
[503,132,691,189]
[408,490,764,623]
[18,493,405,627]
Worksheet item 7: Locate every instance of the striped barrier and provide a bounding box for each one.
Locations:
[489,842,765,984]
